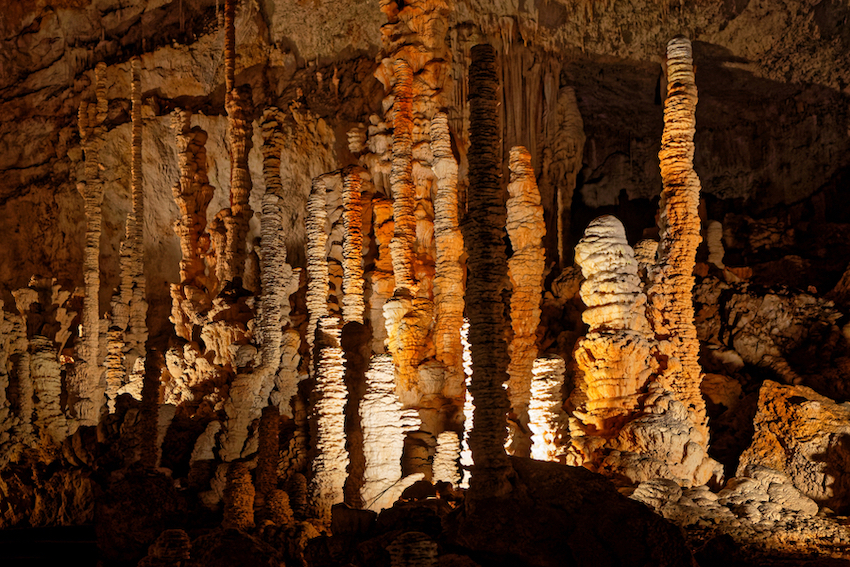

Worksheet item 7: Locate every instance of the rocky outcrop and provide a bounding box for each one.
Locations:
[505,146,546,457]
[737,380,850,512]
[646,37,708,441]
[74,61,108,425]
[464,44,513,498]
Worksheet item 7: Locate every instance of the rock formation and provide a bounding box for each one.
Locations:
[528,356,569,463]
[505,146,546,457]
[646,37,708,442]
[464,43,513,498]
[550,87,585,268]
[342,167,366,323]
[74,61,108,425]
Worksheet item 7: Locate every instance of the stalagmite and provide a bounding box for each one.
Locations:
[222,461,255,531]
[107,57,148,407]
[706,220,725,269]
[528,356,569,463]
[342,167,366,323]
[464,44,513,498]
[551,87,585,268]
[388,58,417,294]
[430,112,465,404]
[170,109,216,340]
[459,320,474,488]
[30,336,67,444]
[570,215,652,432]
[359,354,423,511]
[505,146,546,457]
[74,61,108,424]
[308,317,349,522]
[646,37,708,441]
[306,176,331,354]
[220,0,254,285]
[433,431,462,486]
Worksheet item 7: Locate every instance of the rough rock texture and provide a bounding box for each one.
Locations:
[342,167,366,323]
[646,37,708,443]
[463,44,513,499]
[306,175,332,353]
[505,146,546,457]
[528,356,569,463]
[738,380,850,512]
[308,317,349,522]
[360,354,424,511]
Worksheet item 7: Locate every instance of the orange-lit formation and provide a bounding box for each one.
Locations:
[1,0,849,565]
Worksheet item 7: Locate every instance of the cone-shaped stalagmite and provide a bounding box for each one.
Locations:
[74,61,108,424]
[647,37,708,441]
[505,146,546,457]
[464,44,513,498]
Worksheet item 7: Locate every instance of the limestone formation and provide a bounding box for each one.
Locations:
[223,461,256,531]
[29,336,67,444]
[464,44,513,498]
[308,317,349,522]
[738,380,850,511]
[433,430,462,486]
[430,112,465,404]
[107,57,148,408]
[74,61,109,425]
[360,354,423,511]
[528,356,569,463]
[505,146,546,457]
[646,37,708,441]
[706,220,725,269]
[306,176,331,353]
[550,87,585,268]
[219,0,254,285]
[342,166,366,323]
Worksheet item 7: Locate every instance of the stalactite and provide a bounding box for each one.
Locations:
[359,354,423,511]
[306,176,331,354]
[528,356,568,463]
[646,37,708,441]
[388,58,417,295]
[430,112,465,405]
[222,461,256,531]
[220,0,254,285]
[505,146,546,457]
[552,87,586,268]
[342,167,365,323]
[464,44,513,498]
[308,316,348,522]
[74,61,108,425]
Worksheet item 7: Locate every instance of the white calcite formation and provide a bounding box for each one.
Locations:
[360,354,423,511]
[308,317,349,522]
[433,430,462,486]
[505,146,546,457]
[528,356,569,463]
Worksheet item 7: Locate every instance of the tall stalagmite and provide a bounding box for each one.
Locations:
[528,356,568,463]
[342,167,366,323]
[430,112,465,405]
[505,146,546,457]
[75,61,108,424]
[388,58,416,295]
[220,0,254,285]
[646,37,708,441]
[464,44,513,498]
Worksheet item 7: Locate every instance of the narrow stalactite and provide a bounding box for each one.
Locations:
[552,87,585,268]
[74,61,109,424]
[505,146,546,457]
[220,0,254,286]
[430,112,465,406]
[646,37,708,442]
[342,167,365,323]
[308,316,349,522]
[464,44,513,498]
[528,356,568,463]
[359,354,423,511]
